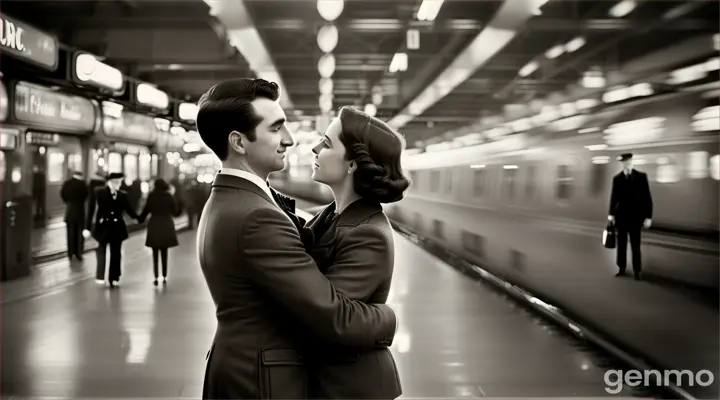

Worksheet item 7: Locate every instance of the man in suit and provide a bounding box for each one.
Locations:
[195,78,397,399]
[608,153,653,280]
[60,170,89,261]
[87,172,139,288]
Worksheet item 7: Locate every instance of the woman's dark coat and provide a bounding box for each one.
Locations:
[139,190,181,248]
[301,198,402,399]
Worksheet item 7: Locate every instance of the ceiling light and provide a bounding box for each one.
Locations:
[609,0,636,18]
[518,61,538,77]
[317,24,339,53]
[565,36,585,53]
[417,0,444,22]
[319,78,333,94]
[317,0,343,22]
[545,45,564,59]
[317,54,336,78]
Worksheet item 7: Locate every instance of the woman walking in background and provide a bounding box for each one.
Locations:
[138,178,181,286]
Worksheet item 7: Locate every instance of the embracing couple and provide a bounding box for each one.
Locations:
[195,78,410,399]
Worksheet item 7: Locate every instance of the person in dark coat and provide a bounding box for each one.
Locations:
[60,170,89,261]
[138,178,181,286]
[300,105,409,399]
[87,172,140,288]
[608,152,653,280]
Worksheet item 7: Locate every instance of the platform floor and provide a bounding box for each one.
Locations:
[3,219,654,398]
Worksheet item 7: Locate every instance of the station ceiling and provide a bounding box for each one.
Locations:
[2,0,718,146]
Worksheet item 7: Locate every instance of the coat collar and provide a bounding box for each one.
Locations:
[211,173,275,206]
[308,198,383,228]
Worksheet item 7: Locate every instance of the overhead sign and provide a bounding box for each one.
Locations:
[1,15,58,70]
[103,110,158,144]
[14,81,96,133]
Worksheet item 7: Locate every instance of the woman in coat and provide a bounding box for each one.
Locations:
[138,178,181,286]
[301,105,411,399]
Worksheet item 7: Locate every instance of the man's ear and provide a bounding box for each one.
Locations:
[228,130,247,155]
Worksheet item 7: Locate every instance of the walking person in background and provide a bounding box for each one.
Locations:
[87,172,140,288]
[60,170,89,261]
[138,178,181,286]
[608,153,653,280]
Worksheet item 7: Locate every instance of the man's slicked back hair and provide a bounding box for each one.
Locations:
[196,78,280,161]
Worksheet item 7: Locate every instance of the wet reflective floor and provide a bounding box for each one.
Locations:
[3,229,646,398]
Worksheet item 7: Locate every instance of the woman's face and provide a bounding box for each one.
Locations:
[311,118,351,186]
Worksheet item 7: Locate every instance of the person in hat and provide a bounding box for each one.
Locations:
[608,153,653,280]
[87,172,140,288]
[60,170,89,261]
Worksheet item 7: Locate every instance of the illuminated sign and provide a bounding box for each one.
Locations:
[103,110,158,144]
[74,53,124,91]
[178,102,198,121]
[136,83,169,110]
[14,81,96,133]
[26,131,59,146]
[1,15,58,70]
[604,117,665,146]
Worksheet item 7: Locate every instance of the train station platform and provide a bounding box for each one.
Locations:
[2,207,672,399]
[30,215,190,264]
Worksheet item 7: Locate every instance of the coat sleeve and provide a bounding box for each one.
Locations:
[240,208,396,348]
[608,175,618,216]
[643,173,653,219]
[322,225,391,301]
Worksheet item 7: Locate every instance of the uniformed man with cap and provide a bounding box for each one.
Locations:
[87,172,140,288]
[608,153,653,280]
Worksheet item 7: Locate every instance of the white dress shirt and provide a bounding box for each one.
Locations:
[217,168,279,208]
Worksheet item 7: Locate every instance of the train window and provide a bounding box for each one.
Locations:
[139,153,152,181]
[655,155,680,183]
[445,169,452,193]
[461,230,484,257]
[47,149,65,183]
[710,155,720,180]
[151,154,159,178]
[124,153,138,185]
[68,154,82,175]
[432,219,444,239]
[589,163,606,196]
[472,169,485,196]
[108,152,122,172]
[414,212,422,231]
[430,170,440,192]
[502,167,517,198]
[687,151,709,179]
[556,164,573,200]
[525,165,536,198]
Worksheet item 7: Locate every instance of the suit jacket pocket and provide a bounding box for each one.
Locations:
[259,347,307,399]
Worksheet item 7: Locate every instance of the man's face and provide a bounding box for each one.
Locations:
[107,179,122,191]
[237,98,294,177]
[622,159,633,170]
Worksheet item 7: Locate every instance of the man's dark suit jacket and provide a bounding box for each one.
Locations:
[302,198,402,399]
[60,178,89,225]
[609,169,653,227]
[87,187,138,243]
[198,174,397,399]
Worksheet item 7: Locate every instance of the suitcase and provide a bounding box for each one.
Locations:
[603,223,616,249]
